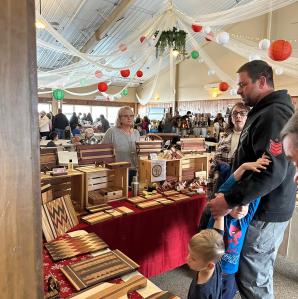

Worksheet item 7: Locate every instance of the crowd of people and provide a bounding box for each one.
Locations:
[38,60,298,299]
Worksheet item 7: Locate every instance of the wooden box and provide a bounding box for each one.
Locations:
[180,138,206,153]
[139,154,209,185]
[76,144,115,165]
[77,165,128,208]
[136,140,163,157]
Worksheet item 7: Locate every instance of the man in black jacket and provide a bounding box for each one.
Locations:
[209,60,296,299]
[53,108,69,139]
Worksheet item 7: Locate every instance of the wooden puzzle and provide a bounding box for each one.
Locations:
[42,195,78,242]
[45,233,108,261]
[61,250,139,291]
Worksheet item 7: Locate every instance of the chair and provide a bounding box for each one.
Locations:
[40,148,58,172]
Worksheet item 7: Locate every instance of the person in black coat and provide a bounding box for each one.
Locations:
[53,108,69,139]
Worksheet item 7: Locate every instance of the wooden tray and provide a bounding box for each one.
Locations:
[137,201,162,209]
[61,250,139,291]
[167,194,190,201]
[127,196,151,204]
[155,198,174,205]
[86,204,112,213]
[44,233,108,261]
[81,212,113,225]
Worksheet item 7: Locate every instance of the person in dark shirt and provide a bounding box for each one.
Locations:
[187,228,225,299]
[99,114,110,133]
[53,108,69,139]
[70,112,79,130]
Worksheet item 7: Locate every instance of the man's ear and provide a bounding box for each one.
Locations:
[207,261,215,270]
[258,76,267,89]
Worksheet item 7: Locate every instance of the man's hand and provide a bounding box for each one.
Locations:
[208,193,232,218]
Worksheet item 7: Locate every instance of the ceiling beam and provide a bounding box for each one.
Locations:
[80,0,134,54]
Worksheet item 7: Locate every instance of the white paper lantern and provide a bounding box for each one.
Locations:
[100,58,106,65]
[259,39,271,50]
[275,67,284,75]
[229,88,238,96]
[208,69,216,76]
[248,54,261,61]
[198,58,204,64]
[216,32,230,45]
[203,26,211,34]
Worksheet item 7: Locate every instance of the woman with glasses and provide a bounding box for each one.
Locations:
[207,102,250,200]
[101,106,140,185]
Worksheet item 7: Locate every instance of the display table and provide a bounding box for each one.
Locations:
[72,195,206,277]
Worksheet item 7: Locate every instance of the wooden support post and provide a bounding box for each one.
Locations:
[0,0,43,297]
[174,63,180,113]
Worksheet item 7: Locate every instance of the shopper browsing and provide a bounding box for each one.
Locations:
[187,229,225,299]
[207,155,270,299]
[209,60,296,299]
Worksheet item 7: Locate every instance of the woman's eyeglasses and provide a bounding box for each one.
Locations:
[232,111,247,117]
[121,114,134,118]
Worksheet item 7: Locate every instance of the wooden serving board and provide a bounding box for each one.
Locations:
[116,206,134,215]
[81,212,113,225]
[162,190,179,196]
[45,233,108,261]
[86,204,112,213]
[127,196,151,204]
[167,194,190,201]
[142,193,163,200]
[105,209,124,218]
[61,250,139,291]
[155,198,174,205]
[105,161,131,169]
[145,291,181,299]
[137,201,162,209]
[69,274,147,299]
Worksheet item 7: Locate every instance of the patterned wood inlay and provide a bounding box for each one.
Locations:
[42,195,78,242]
[61,250,139,291]
[45,233,108,261]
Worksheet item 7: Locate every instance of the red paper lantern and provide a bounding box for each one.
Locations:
[192,24,202,33]
[97,82,108,92]
[136,70,143,78]
[120,69,130,78]
[268,40,292,61]
[140,36,146,43]
[219,82,229,92]
[205,32,214,42]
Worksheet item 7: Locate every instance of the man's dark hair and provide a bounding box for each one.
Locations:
[237,60,274,88]
[281,112,298,147]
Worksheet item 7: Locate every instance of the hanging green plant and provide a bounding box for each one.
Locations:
[155,27,187,58]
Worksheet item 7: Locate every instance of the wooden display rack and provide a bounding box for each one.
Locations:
[76,165,128,208]
[139,154,210,185]
[41,170,84,211]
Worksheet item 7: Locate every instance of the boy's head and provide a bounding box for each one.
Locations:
[229,204,249,219]
[187,229,224,272]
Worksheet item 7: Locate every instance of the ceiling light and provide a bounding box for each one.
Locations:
[172,49,179,57]
[35,20,45,29]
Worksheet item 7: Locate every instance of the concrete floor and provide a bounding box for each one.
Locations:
[150,256,298,299]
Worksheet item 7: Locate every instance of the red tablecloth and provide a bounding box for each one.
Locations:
[72,195,206,277]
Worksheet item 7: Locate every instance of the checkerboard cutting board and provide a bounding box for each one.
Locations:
[45,233,108,261]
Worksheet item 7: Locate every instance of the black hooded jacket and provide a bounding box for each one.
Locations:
[224,90,296,222]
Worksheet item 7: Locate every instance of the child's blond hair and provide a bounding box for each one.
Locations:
[189,229,225,263]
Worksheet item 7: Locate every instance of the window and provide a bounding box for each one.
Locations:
[147,108,165,121]
[62,104,74,120]
[38,103,51,113]
[92,106,107,122]
[107,107,121,125]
